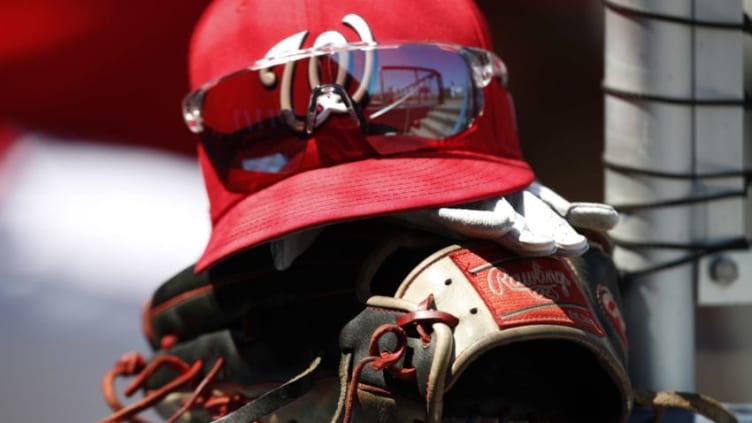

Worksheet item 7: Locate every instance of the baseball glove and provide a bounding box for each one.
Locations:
[334,238,737,423]
[100,222,737,423]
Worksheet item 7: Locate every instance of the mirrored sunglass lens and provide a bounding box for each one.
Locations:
[196,44,482,191]
[361,45,477,139]
[200,69,309,177]
[200,70,285,135]
[200,45,478,139]
[302,45,478,139]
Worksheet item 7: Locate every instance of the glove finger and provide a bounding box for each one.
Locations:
[498,213,557,256]
[567,202,619,231]
[529,181,619,232]
[526,180,570,215]
[519,191,588,256]
[430,200,516,239]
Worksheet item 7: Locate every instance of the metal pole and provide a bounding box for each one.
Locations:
[603,0,745,394]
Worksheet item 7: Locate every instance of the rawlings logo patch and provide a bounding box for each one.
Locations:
[450,247,605,337]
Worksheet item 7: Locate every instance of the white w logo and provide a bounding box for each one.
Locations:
[258,14,375,132]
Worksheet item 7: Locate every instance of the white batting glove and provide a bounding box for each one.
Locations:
[270,182,619,270]
[526,181,619,232]
[395,181,619,257]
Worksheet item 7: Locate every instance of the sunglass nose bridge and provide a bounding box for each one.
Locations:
[305,84,362,134]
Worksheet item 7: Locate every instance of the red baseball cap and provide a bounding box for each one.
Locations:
[189,0,535,272]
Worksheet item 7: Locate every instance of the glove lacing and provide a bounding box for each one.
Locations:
[341,295,459,423]
[100,352,230,423]
[342,323,415,423]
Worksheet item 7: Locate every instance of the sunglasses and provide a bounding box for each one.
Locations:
[183,42,508,193]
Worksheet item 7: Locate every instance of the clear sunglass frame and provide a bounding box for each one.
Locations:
[183,42,509,135]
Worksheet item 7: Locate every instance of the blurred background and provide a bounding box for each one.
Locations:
[0,0,747,421]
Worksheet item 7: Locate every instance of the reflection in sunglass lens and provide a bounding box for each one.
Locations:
[191,44,488,193]
[364,46,477,139]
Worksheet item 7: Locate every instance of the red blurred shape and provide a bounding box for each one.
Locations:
[0,0,211,155]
